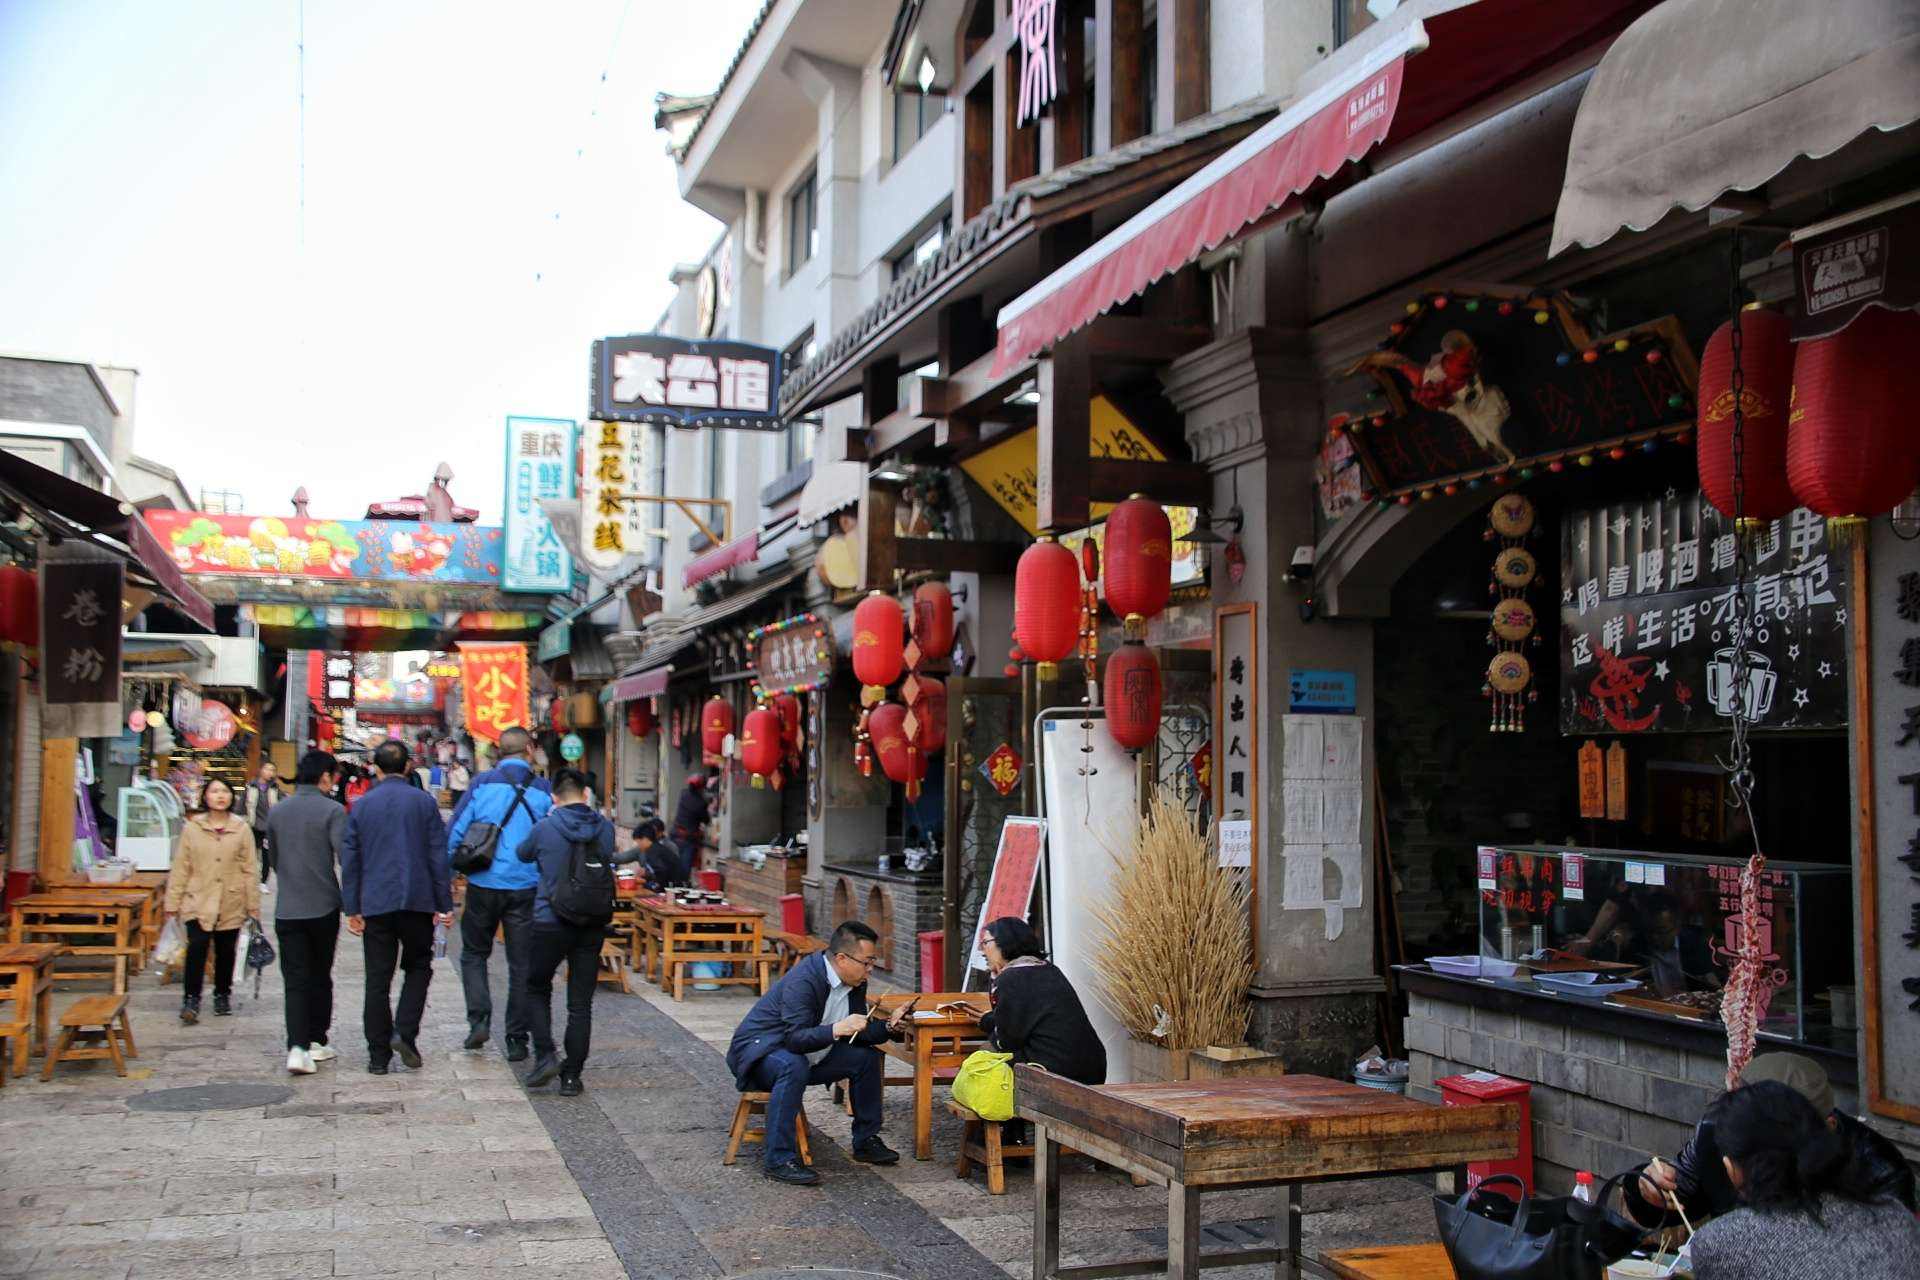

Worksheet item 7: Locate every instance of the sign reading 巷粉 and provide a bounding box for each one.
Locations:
[589,335,784,431]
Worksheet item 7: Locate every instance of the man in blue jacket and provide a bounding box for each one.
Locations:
[341,739,451,1074]
[446,726,550,1061]
[725,921,904,1184]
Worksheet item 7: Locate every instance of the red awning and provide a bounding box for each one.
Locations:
[992,0,1656,374]
[683,530,761,589]
[606,664,674,703]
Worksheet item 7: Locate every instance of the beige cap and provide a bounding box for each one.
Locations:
[1742,1052,1834,1116]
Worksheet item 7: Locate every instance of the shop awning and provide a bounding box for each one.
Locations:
[992,0,1656,373]
[604,661,676,704]
[0,449,215,630]
[684,530,761,589]
[1551,0,1920,257]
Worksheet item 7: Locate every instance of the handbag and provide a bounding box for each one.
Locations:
[450,781,534,875]
[1434,1172,1644,1280]
[951,1049,1016,1121]
[245,917,276,997]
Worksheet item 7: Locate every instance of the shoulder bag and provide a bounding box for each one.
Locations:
[451,781,534,875]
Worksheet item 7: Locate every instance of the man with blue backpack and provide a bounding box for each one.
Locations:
[514,767,638,1095]
[446,726,550,1061]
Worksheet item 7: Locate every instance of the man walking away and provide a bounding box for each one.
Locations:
[342,739,451,1074]
[515,768,639,1095]
[246,761,283,883]
[445,725,551,1060]
[268,751,347,1076]
[670,772,713,874]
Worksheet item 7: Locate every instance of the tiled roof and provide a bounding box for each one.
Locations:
[675,0,781,163]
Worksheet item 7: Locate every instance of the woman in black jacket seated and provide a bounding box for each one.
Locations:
[978,917,1106,1090]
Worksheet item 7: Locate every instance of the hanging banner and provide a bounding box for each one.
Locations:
[501,416,576,592]
[40,550,124,739]
[459,642,530,744]
[321,652,356,710]
[577,420,658,572]
[589,334,783,430]
[147,511,506,585]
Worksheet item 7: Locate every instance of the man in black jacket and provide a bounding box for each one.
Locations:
[725,921,903,1185]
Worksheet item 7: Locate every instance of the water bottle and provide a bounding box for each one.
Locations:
[432,921,448,959]
[1573,1170,1597,1205]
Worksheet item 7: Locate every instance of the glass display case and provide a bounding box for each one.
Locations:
[117,776,184,871]
[1471,844,1852,1044]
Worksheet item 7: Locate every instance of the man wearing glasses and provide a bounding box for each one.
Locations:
[725,920,905,1184]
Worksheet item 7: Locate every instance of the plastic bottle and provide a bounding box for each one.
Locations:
[432,921,448,959]
[1573,1170,1596,1205]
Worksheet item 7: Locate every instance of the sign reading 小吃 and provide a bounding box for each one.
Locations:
[460,642,530,745]
[502,416,575,593]
[1288,668,1356,714]
[1793,198,1920,341]
[40,551,124,739]
[589,334,783,430]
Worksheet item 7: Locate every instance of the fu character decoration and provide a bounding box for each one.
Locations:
[1484,493,1540,733]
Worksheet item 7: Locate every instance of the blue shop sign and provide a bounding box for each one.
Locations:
[1288,668,1356,713]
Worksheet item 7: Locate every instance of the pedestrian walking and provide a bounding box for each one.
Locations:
[514,768,639,1094]
[242,761,283,883]
[267,750,347,1076]
[445,725,550,1061]
[446,758,470,809]
[341,739,451,1074]
[164,777,261,1024]
[670,772,713,873]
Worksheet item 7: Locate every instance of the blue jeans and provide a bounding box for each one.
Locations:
[748,1043,883,1168]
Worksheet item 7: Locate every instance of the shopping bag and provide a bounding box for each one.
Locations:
[950,1049,1016,1121]
[151,918,186,972]
[245,917,275,997]
[1434,1173,1643,1280]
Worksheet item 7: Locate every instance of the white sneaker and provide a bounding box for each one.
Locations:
[307,1043,338,1063]
[287,1047,316,1075]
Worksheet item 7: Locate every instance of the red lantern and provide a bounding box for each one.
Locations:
[0,565,35,647]
[1104,496,1172,632]
[700,696,735,758]
[625,699,656,738]
[1697,308,1797,525]
[772,692,802,753]
[852,591,905,700]
[739,706,783,786]
[1103,641,1162,752]
[1788,307,1920,528]
[1014,536,1080,672]
[868,701,926,784]
[911,677,947,753]
[910,582,955,661]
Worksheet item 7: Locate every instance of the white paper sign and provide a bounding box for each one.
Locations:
[1626,862,1647,884]
[1217,819,1253,868]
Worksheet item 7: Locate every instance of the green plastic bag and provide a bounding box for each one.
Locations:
[951,1049,1016,1121]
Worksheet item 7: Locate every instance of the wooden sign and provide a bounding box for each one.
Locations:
[1577,740,1605,819]
[751,614,832,695]
[1605,741,1629,823]
[965,817,1047,977]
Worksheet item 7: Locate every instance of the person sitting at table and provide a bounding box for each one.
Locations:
[637,819,688,890]
[978,917,1106,1086]
[725,920,908,1186]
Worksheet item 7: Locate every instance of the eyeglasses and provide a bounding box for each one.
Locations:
[835,952,878,969]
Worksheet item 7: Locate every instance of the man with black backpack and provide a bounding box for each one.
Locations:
[514,768,637,1094]
[445,726,551,1061]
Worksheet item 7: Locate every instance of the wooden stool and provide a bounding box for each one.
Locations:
[1322,1244,1456,1279]
[947,1101,1033,1195]
[42,994,136,1081]
[723,1091,812,1166]
[0,1031,9,1088]
[768,931,826,977]
[597,940,630,992]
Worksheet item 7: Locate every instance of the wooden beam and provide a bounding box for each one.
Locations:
[957,20,1014,100]
[862,355,900,426]
[1084,316,1213,362]
[1163,0,1209,128]
[906,376,951,417]
[868,407,936,459]
[937,295,994,374]
[1036,332,1092,531]
[896,538,1022,574]
[836,421,869,464]
[942,347,1037,418]
[934,417,980,450]
[961,82,993,223]
[1087,458,1211,506]
[38,737,77,886]
[858,481,899,590]
[1108,0,1145,147]
[1052,0,1088,169]
[1004,47,1038,189]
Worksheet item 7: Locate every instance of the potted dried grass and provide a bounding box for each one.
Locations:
[1089,797,1254,1083]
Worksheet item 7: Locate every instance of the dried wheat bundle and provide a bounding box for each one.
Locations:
[1088,796,1252,1050]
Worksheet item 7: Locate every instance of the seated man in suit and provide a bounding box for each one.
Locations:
[726,920,904,1185]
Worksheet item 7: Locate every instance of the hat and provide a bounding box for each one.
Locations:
[1742,1052,1834,1115]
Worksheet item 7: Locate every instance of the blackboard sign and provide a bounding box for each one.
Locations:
[1559,491,1849,735]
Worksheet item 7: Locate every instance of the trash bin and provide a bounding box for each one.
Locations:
[1437,1072,1534,1196]
[917,931,944,992]
[779,893,806,935]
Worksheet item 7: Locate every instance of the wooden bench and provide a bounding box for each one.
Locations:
[723,1091,813,1167]
[1321,1245,1455,1279]
[767,930,826,977]
[948,1100,1032,1195]
[666,950,780,1000]
[597,940,630,993]
[41,994,136,1081]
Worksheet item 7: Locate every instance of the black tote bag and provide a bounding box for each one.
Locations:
[1434,1173,1643,1280]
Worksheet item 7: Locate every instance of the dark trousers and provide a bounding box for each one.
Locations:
[748,1043,883,1169]
[276,912,339,1049]
[255,828,273,882]
[182,922,238,1001]
[525,921,604,1073]
[459,885,534,1044]
[362,911,434,1059]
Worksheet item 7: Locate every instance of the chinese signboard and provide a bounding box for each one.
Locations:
[965,817,1047,976]
[1558,491,1850,734]
[502,416,575,592]
[981,742,1022,798]
[1287,668,1356,713]
[147,512,508,586]
[752,615,833,695]
[1012,0,1058,125]
[459,642,530,744]
[1864,526,1920,1121]
[1793,198,1919,341]
[321,653,356,710]
[589,334,783,430]
[40,550,123,738]
[576,420,659,571]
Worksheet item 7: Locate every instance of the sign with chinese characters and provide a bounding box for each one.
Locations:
[1793,198,1920,341]
[146,511,506,585]
[965,817,1047,976]
[501,415,575,593]
[751,613,832,696]
[40,551,123,738]
[576,420,658,571]
[1577,740,1604,818]
[1559,490,1850,734]
[588,334,783,430]
[1605,740,1629,822]
[1214,604,1259,832]
[1012,0,1058,125]
[321,652,356,710]
[459,642,530,744]
[181,700,237,751]
[980,742,1022,798]
[1864,528,1920,1122]
[1288,668,1356,714]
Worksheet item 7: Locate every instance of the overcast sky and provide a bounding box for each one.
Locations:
[0,0,759,519]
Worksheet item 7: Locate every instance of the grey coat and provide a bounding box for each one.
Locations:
[1689,1195,1920,1279]
[266,787,346,920]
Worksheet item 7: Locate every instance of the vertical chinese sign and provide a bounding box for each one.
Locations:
[501,416,575,592]
[1864,534,1920,1124]
[1213,603,1259,960]
[40,550,124,738]
[460,643,530,745]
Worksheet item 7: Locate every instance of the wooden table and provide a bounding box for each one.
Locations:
[38,883,161,962]
[630,896,766,1000]
[9,892,146,992]
[0,943,69,1076]
[1016,1070,1517,1280]
[870,991,992,1160]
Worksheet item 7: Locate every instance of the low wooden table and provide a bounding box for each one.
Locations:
[870,991,992,1160]
[0,943,69,1076]
[36,883,162,963]
[631,896,766,1000]
[1016,1070,1517,1280]
[9,892,146,992]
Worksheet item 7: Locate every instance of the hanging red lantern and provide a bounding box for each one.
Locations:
[739,705,782,787]
[868,701,926,784]
[912,677,947,753]
[1014,536,1080,674]
[1104,495,1173,633]
[852,591,905,702]
[1788,307,1920,530]
[910,582,955,662]
[0,565,35,647]
[625,699,656,738]
[700,696,735,758]
[772,692,802,754]
[1103,641,1162,752]
[1697,307,1797,525]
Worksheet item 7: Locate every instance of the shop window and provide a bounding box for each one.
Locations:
[706,429,726,503]
[780,329,817,476]
[889,217,949,283]
[785,165,818,276]
[893,89,945,163]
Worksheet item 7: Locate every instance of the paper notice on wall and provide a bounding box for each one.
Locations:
[1282,849,1326,910]
[1282,779,1325,842]
[1282,716,1325,780]
[1643,862,1665,886]
[1217,818,1252,868]
[1323,783,1363,843]
[1322,718,1363,779]
[1281,845,1364,940]
[1477,846,1498,891]
[1626,862,1647,884]
[1563,853,1586,902]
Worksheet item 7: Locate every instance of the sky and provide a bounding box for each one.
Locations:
[0,0,763,520]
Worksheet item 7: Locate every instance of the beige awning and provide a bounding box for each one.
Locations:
[1551,0,1920,257]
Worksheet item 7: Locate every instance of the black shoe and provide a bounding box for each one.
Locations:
[525,1053,563,1088]
[367,1060,390,1075]
[558,1074,583,1097]
[850,1138,901,1166]
[212,993,232,1016]
[463,1027,489,1051]
[763,1160,821,1186]
[179,997,200,1026]
[504,1039,529,1063]
[391,1038,423,1070]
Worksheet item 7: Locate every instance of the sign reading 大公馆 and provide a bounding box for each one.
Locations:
[589,335,784,431]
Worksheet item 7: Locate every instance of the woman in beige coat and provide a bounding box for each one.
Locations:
[164,778,260,1023]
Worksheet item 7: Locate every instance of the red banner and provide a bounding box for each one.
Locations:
[460,642,530,744]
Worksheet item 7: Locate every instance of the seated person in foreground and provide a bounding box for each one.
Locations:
[725,920,908,1186]
[977,916,1106,1085]
[636,819,687,890]
[1687,1080,1920,1280]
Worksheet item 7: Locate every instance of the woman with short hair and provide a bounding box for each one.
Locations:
[164,777,261,1024]
[977,917,1105,1086]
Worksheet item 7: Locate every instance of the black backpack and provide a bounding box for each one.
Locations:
[449,780,534,875]
[550,823,615,926]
